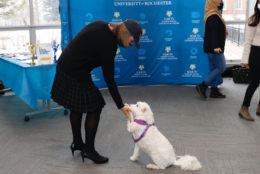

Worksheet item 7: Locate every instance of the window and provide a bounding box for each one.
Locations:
[221,0,248,62]
[33,0,60,25]
[235,0,243,10]
[0,31,29,54]
[0,0,30,26]
[223,0,227,10]
[36,29,61,43]
[0,0,61,54]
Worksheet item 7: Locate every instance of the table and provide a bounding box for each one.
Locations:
[0,56,67,121]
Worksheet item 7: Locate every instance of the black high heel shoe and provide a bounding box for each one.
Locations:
[81,149,109,164]
[70,143,83,156]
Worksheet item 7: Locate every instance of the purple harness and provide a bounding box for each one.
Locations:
[132,119,155,143]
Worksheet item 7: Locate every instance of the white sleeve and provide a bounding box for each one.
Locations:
[241,24,257,64]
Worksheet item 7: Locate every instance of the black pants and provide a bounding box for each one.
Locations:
[242,46,260,107]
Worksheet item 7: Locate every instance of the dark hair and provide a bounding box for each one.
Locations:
[248,0,260,26]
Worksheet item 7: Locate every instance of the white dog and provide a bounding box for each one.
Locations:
[127,101,202,171]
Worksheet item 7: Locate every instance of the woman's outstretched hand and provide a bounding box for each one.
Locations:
[120,105,132,122]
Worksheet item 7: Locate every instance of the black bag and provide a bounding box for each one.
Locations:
[222,65,242,77]
[232,67,250,84]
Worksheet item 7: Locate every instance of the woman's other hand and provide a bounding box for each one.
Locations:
[243,63,249,69]
[120,105,132,122]
[214,48,222,53]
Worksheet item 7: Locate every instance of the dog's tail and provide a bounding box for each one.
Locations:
[173,155,202,171]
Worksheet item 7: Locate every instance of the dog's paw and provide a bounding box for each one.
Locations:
[146,164,160,170]
[130,156,138,161]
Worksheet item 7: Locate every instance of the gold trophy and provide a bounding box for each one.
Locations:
[29,43,36,66]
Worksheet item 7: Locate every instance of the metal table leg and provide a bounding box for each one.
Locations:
[24,100,68,122]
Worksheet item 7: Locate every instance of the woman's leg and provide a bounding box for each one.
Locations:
[242,46,260,107]
[239,78,259,121]
[82,108,108,164]
[257,100,260,115]
[242,76,260,107]
[196,53,225,98]
[239,46,260,121]
[85,108,102,150]
[69,110,84,147]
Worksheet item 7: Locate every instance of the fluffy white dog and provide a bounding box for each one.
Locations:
[127,101,202,171]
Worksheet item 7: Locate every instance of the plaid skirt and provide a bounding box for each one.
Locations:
[51,68,105,113]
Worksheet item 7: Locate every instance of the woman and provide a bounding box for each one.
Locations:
[51,19,142,163]
[196,0,227,99]
[239,0,260,121]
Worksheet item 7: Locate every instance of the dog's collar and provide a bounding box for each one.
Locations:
[132,119,155,143]
[134,119,149,125]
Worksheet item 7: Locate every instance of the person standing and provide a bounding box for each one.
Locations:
[196,0,227,99]
[238,0,260,121]
[51,19,142,163]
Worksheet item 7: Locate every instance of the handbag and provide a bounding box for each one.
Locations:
[232,67,250,84]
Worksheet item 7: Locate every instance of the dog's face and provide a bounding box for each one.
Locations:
[130,102,154,124]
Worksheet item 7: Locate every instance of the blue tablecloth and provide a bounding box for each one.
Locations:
[0,57,56,109]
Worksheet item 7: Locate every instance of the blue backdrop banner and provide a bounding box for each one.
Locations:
[59,0,209,87]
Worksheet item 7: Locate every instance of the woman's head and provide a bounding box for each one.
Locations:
[112,19,142,49]
[254,0,260,14]
[204,0,228,37]
[206,0,223,9]
[205,0,224,14]
[115,23,135,48]
[249,0,260,26]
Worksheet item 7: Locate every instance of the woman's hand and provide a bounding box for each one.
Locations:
[120,105,132,122]
[243,63,249,69]
[214,48,222,53]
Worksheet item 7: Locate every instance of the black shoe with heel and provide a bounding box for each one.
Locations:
[70,143,84,156]
[81,149,109,164]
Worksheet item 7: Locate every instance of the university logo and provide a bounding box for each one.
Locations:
[139,65,144,70]
[163,66,170,73]
[192,28,199,34]
[115,67,120,74]
[114,12,120,18]
[61,13,67,20]
[165,29,173,37]
[138,49,146,56]
[190,47,198,55]
[190,64,196,70]
[142,29,146,35]
[85,13,93,21]
[191,12,200,18]
[116,48,120,54]
[165,46,171,53]
[166,11,173,17]
[139,13,146,20]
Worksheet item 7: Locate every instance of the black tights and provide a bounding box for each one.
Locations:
[70,108,102,150]
[242,45,260,107]
[242,80,260,107]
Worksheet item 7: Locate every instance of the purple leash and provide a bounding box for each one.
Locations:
[132,119,155,143]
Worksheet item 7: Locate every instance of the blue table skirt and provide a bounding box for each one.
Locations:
[0,57,56,109]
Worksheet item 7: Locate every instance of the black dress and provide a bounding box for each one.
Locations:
[51,21,124,113]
